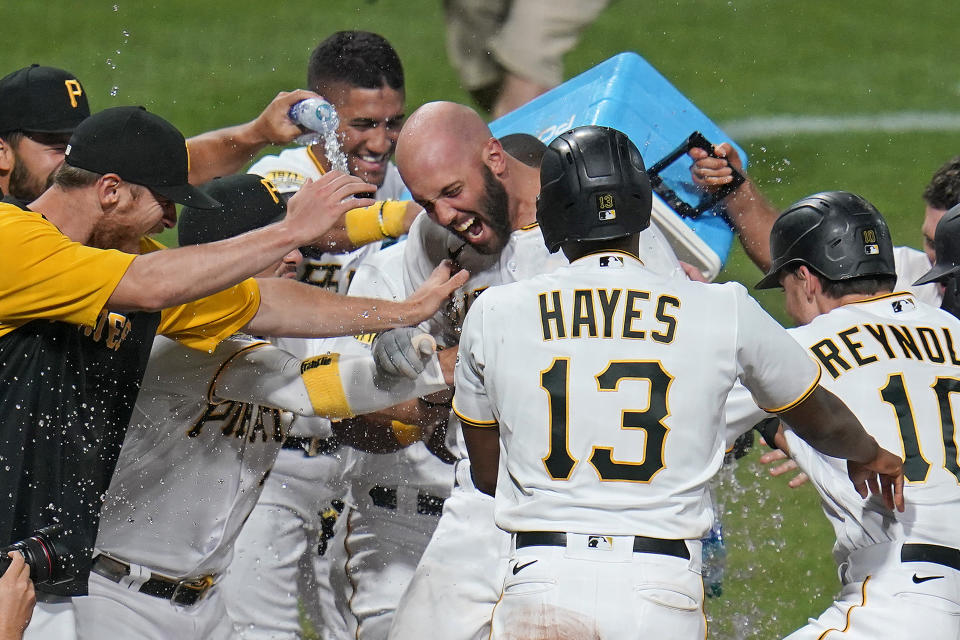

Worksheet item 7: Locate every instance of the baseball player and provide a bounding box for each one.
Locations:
[691,147,960,306]
[225,31,419,639]
[913,202,960,318]
[725,190,958,639]
[72,175,455,640]
[385,102,684,640]
[452,127,904,639]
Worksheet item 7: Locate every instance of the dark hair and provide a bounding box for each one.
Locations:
[787,265,896,299]
[307,31,404,93]
[499,133,547,168]
[923,156,960,210]
[52,163,100,189]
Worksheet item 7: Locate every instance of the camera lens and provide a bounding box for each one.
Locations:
[0,524,68,585]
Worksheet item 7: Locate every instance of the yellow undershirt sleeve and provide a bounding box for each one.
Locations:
[345,201,409,246]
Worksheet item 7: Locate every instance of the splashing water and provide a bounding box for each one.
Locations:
[293,130,347,173]
[323,130,348,173]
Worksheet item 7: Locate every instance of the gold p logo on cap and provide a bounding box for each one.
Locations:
[260,178,282,204]
[64,79,83,108]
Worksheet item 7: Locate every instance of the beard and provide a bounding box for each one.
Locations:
[88,214,138,252]
[477,164,512,254]
[8,152,54,202]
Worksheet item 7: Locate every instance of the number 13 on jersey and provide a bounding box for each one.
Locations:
[540,358,674,483]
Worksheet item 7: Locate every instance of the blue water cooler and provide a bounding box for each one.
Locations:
[490,52,746,279]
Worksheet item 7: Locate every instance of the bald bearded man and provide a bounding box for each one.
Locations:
[382,103,685,640]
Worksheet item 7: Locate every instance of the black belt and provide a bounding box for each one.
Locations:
[369,485,445,517]
[515,531,690,560]
[91,554,215,607]
[902,543,960,572]
[281,435,340,457]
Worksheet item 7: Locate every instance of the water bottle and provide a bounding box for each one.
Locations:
[288,97,339,144]
[701,519,726,598]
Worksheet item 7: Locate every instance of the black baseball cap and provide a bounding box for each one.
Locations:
[178,174,286,246]
[914,203,960,286]
[64,106,220,209]
[0,64,90,134]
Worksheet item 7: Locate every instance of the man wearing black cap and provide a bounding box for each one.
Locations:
[0,65,89,204]
[0,63,323,206]
[0,106,466,638]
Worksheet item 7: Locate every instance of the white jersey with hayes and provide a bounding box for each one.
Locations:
[780,293,960,563]
[453,251,821,540]
[400,213,683,457]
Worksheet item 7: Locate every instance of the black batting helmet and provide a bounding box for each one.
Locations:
[913,203,960,286]
[755,191,896,289]
[537,126,652,253]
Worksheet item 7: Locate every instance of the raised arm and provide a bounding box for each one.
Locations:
[308,200,423,254]
[186,90,318,184]
[690,143,779,270]
[107,172,375,312]
[244,260,469,338]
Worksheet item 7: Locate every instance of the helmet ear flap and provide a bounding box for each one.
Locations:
[536,126,652,254]
[756,191,896,289]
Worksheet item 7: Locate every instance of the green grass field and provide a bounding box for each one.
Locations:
[7,2,959,637]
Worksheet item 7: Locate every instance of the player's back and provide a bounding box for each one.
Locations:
[455,250,817,541]
[786,292,960,554]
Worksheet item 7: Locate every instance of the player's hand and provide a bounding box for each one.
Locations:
[679,261,708,282]
[402,260,471,326]
[0,552,35,638]
[250,89,325,146]
[689,142,743,191]
[847,446,905,512]
[758,446,810,488]
[372,328,437,382]
[284,172,376,245]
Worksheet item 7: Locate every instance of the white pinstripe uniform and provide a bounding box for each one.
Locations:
[731,292,960,640]
[452,251,823,639]
[221,148,408,640]
[72,334,447,640]
[388,214,684,640]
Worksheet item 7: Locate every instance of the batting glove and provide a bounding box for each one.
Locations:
[372,328,437,382]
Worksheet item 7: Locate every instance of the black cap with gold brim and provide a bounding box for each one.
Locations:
[178,174,286,246]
